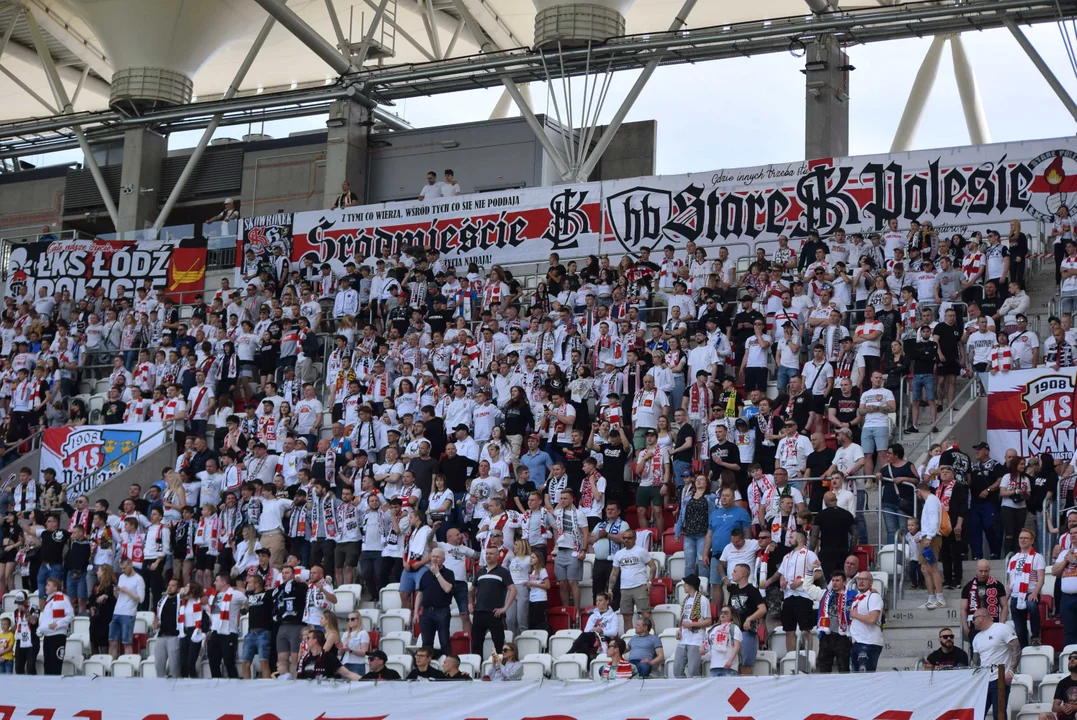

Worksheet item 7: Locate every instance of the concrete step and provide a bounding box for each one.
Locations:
[962,559,1009,575]
[885,607,964,628]
[892,593,965,612]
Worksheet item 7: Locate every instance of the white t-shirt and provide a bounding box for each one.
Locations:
[849,590,885,646]
[719,539,760,578]
[632,389,667,430]
[612,545,652,590]
[744,334,771,368]
[855,321,884,357]
[776,336,800,370]
[419,182,443,200]
[859,388,895,428]
[528,568,549,602]
[833,443,866,476]
[705,622,743,672]
[115,572,146,617]
[679,593,711,646]
[971,622,1017,669]
[294,398,323,433]
[802,360,834,396]
[1006,550,1045,596]
[1063,255,1077,293]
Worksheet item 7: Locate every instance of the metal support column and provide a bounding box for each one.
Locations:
[891,35,947,152]
[154,12,279,232]
[24,9,119,229]
[950,34,991,145]
[119,128,167,235]
[323,98,370,208]
[450,0,572,179]
[804,34,850,160]
[576,0,698,181]
[252,0,356,74]
[1002,16,1077,123]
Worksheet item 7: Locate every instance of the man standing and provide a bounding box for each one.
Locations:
[1008,528,1045,648]
[415,548,455,652]
[917,482,946,610]
[1054,526,1077,646]
[969,442,1004,560]
[153,578,183,678]
[553,489,589,609]
[935,465,970,590]
[857,371,895,479]
[38,577,73,675]
[726,562,766,675]
[962,559,1008,646]
[778,529,821,656]
[469,545,517,656]
[609,528,657,631]
[849,571,885,672]
[811,492,857,577]
[110,557,146,659]
[208,573,246,679]
[673,573,710,678]
[971,607,1019,719]
[816,570,854,673]
[703,488,752,607]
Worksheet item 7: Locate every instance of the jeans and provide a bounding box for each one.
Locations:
[419,605,452,652]
[850,642,882,672]
[672,460,692,492]
[969,503,1002,559]
[881,502,904,545]
[0,660,11,674]
[1010,597,1041,648]
[1062,593,1077,646]
[682,534,707,579]
[37,563,62,599]
[777,365,797,392]
[630,659,654,677]
[985,679,999,719]
[670,375,686,415]
[710,667,738,677]
[290,537,311,568]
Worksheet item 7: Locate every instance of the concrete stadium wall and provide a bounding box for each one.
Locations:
[83,442,177,510]
[241,137,329,216]
[0,168,67,238]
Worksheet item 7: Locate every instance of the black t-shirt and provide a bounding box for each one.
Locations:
[1056,676,1077,720]
[103,401,126,424]
[600,444,629,489]
[443,671,474,680]
[425,309,450,336]
[561,444,588,488]
[826,389,860,426]
[960,579,1006,620]
[673,425,695,463]
[727,582,765,631]
[508,480,537,511]
[408,457,438,493]
[709,442,741,480]
[297,648,343,679]
[361,667,402,680]
[933,322,962,362]
[970,460,1004,506]
[880,461,919,508]
[439,456,478,494]
[38,527,69,565]
[418,567,455,609]
[406,666,446,680]
[1031,472,1058,513]
[814,506,856,549]
[911,339,939,375]
[925,646,969,670]
[274,581,308,625]
[503,404,533,436]
[246,590,274,631]
[876,308,901,345]
[980,296,1001,319]
[158,595,180,636]
[806,448,836,512]
[474,565,514,612]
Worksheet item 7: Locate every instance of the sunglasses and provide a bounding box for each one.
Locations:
[940,634,954,640]
[502,647,512,652]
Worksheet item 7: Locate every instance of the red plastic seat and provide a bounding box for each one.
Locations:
[625,508,641,530]
[649,583,668,607]
[662,529,683,555]
[853,550,869,573]
[368,630,380,649]
[450,631,471,656]
[854,544,876,564]
[547,606,578,632]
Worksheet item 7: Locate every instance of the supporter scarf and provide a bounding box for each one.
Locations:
[370,372,389,400]
[749,476,775,518]
[704,621,734,653]
[134,362,154,390]
[258,415,277,445]
[121,532,145,565]
[195,515,221,552]
[685,590,704,623]
[14,607,32,646]
[288,505,309,538]
[1008,550,1038,610]
[46,592,67,621]
[724,389,738,418]
[935,479,955,511]
[13,481,36,512]
[68,508,91,533]
[632,388,656,423]
[90,525,113,557]
[688,383,710,419]
[157,593,182,628]
[313,494,338,539]
[336,502,359,537]
[163,398,181,421]
[967,575,1001,618]
[604,405,622,427]
[580,472,602,511]
[991,346,1013,372]
[216,588,236,622]
[772,513,799,548]
[326,448,336,489]
[756,547,770,586]
[179,597,203,633]
[786,547,811,584]
[554,506,584,553]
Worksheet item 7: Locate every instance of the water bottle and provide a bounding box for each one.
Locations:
[858,649,869,673]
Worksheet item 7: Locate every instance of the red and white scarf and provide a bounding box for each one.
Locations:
[179,597,203,632]
[1008,550,1039,609]
[936,479,956,511]
[748,475,775,519]
[68,508,91,533]
[688,383,711,420]
[120,532,145,567]
[817,586,850,635]
[312,494,338,539]
[195,515,222,554]
[991,345,1013,373]
[772,513,799,547]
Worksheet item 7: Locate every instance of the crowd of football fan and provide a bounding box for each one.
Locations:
[0,208,1075,689]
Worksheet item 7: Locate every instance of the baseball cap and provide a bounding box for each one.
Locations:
[972,442,990,450]
[367,649,388,662]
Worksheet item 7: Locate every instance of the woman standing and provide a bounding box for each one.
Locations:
[506,538,531,636]
[88,564,117,655]
[0,509,22,595]
[666,340,688,412]
[1000,457,1032,555]
[1009,219,1029,289]
[428,474,455,540]
[674,476,716,580]
[702,606,743,677]
[503,386,534,464]
[524,550,551,634]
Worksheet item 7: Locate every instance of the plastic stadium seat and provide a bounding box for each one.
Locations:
[386,654,413,677]
[649,582,669,608]
[1020,646,1054,683]
[65,637,85,662]
[753,650,777,676]
[779,650,815,675]
[651,603,680,634]
[516,635,543,658]
[1040,672,1066,703]
[590,654,611,679]
[337,583,363,602]
[450,631,471,657]
[140,660,157,678]
[1059,644,1077,671]
[582,555,594,584]
[459,653,481,677]
[358,608,380,632]
[112,659,138,678]
[662,530,683,555]
[481,630,513,659]
[519,629,548,650]
[667,552,686,582]
[83,659,109,677]
[379,583,402,610]
[547,606,578,632]
[870,571,888,596]
[72,615,90,637]
[658,629,678,661]
[378,608,411,634]
[1009,674,1033,714]
[333,589,356,617]
[649,551,667,575]
[378,630,412,657]
[549,630,581,659]
[552,653,588,679]
[521,653,551,679]
[62,654,83,676]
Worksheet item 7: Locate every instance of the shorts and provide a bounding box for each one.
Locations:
[919,535,944,566]
[452,581,470,615]
[861,425,889,454]
[635,485,663,507]
[780,595,816,632]
[740,625,759,667]
[911,374,936,401]
[65,571,88,599]
[554,550,583,582]
[196,547,216,571]
[811,395,826,415]
[242,629,272,662]
[239,361,256,378]
[620,584,651,616]
[399,566,429,593]
[276,624,304,654]
[938,360,961,377]
[334,541,360,570]
[109,614,135,644]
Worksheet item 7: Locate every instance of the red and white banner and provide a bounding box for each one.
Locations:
[0,671,989,720]
[987,367,1077,462]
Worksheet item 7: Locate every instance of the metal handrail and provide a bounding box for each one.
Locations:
[792,627,812,675]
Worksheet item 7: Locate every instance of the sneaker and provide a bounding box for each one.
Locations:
[918,601,936,610]
[1032,636,1042,646]
[933,598,947,608]
[904,425,918,434]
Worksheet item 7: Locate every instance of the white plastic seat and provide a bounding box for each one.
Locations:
[378,630,412,657]
[870,571,888,596]
[1017,704,1054,720]
[582,555,594,584]
[88,653,114,672]
[877,544,897,577]
[658,628,678,662]
[72,616,90,638]
[521,653,551,680]
[649,551,667,576]
[1020,645,1054,683]
[549,630,581,659]
[145,636,157,659]
[779,650,816,675]
[1,592,19,613]
[1040,672,1066,703]
[65,637,85,662]
[358,608,380,632]
[378,608,411,635]
[518,628,548,651]
[482,630,514,659]
[1059,645,1077,670]
[768,628,787,652]
[667,552,686,582]
[62,654,83,676]
[459,653,481,677]
[516,635,543,658]
[337,583,363,602]
[333,589,356,618]
[386,654,413,677]
[83,659,109,677]
[112,659,138,678]
[379,584,402,610]
[1011,673,1033,714]
[590,654,611,679]
[651,603,679,634]
[753,649,777,676]
[552,653,588,679]
[140,659,157,678]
